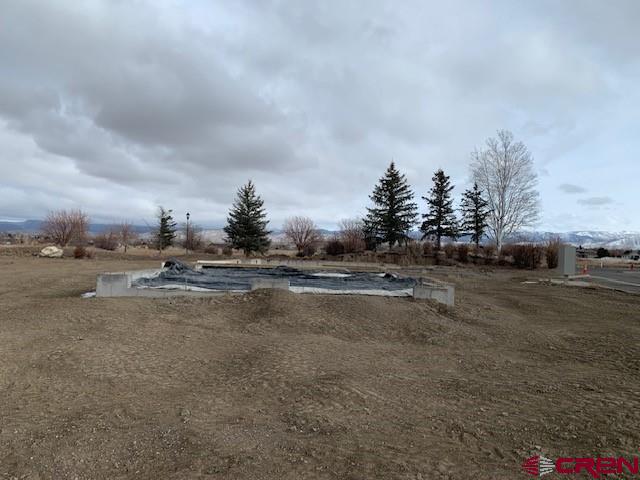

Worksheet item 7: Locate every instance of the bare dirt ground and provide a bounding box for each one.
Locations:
[1,254,639,479]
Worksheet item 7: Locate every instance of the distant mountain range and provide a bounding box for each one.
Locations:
[507,231,640,249]
[0,220,152,235]
[2,220,640,249]
[198,228,334,244]
[199,228,640,248]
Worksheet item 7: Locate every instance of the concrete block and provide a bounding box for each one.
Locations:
[96,273,131,297]
[413,283,454,306]
[195,259,242,270]
[558,244,576,276]
[250,278,290,291]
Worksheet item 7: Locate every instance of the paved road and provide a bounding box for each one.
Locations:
[584,267,640,294]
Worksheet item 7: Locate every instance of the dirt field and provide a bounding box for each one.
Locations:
[1,254,639,479]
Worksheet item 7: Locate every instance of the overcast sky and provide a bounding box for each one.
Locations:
[1,0,638,231]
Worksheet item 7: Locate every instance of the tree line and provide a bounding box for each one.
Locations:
[219,129,540,256]
[41,129,540,256]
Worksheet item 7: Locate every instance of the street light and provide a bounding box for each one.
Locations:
[186,212,190,255]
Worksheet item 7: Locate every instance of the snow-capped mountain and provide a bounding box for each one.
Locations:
[509,231,640,249]
[2,220,640,249]
[202,229,640,248]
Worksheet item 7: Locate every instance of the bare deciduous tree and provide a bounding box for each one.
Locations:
[283,216,321,255]
[41,209,89,246]
[338,218,366,253]
[119,222,138,253]
[471,130,540,252]
[94,227,119,251]
[182,222,203,252]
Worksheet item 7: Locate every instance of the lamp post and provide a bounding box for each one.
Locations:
[186,212,190,255]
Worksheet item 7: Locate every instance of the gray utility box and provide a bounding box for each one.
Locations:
[558,244,577,276]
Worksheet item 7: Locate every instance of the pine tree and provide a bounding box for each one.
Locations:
[421,169,458,250]
[460,182,489,248]
[156,206,177,251]
[364,162,418,248]
[224,180,271,256]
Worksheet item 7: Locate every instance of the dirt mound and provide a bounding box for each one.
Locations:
[213,289,469,344]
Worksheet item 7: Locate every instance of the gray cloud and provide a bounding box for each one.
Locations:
[559,183,587,194]
[578,196,614,206]
[0,0,638,230]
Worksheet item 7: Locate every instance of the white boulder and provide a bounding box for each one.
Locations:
[39,246,64,258]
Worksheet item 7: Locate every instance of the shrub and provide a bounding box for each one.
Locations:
[182,223,204,251]
[422,241,433,256]
[221,245,233,256]
[457,244,469,263]
[297,244,317,257]
[338,218,366,253]
[204,244,220,255]
[119,222,138,253]
[443,243,456,259]
[94,230,119,251]
[324,238,345,256]
[41,209,89,247]
[511,243,543,269]
[483,245,495,265]
[497,244,512,266]
[73,245,87,259]
[405,241,422,261]
[284,216,321,255]
[597,247,610,258]
[546,237,561,269]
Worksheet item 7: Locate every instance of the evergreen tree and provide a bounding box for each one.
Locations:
[421,169,458,250]
[364,162,418,248]
[460,182,489,248]
[156,206,177,251]
[224,180,271,256]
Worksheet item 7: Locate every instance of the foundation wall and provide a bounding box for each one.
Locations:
[96,266,454,305]
[412,283,455,306]
[250,278,291,291]
[96,273,131,297]
[194,259,380,271]
[96,270,227,298]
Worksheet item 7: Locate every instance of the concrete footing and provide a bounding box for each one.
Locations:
[250,278,291,291]
[195,259,262,270]
[96,270,224,298]
[413,283,455,306]
[95,265,454,304]
[194,259,380,271]
[96,273,132,297]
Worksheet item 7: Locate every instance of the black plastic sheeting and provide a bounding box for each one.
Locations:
[133,258,416,292]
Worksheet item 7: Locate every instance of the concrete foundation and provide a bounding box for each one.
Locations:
[195,259,262,269]
[412,283,455,306]
[96,273,132,297]
[96,269,227,298]
[95,264,453,304]
[250,278,291,291]
[194,259,383,271]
